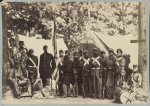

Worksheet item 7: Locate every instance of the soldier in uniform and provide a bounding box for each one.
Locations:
[105,48,117,99]
[26,49,38,89]
[39,45,56,87]
[72,52,80,97]
[101,50,107,98]
[62,50,73,98]
[20,48,28,78]
[78,49,83,96]
[80,50,92,98]
[130,65,142,89]
[90,48,103,99]
[116,49,126,87]
[8,38,18,69]
[8,53,31,99]
[57,50,64,96]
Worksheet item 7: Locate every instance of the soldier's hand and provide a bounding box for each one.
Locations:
[60,71,63,74]
[87,70,90,72]
[37,75,40,79]
[74,71,77,74]
[51,75,54,80]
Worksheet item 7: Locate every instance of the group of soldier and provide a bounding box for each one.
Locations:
[7,37,142,100]
[55,46,142,100]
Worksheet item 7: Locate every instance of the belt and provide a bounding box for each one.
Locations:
[91,68,100,69]
[28,66,36,68]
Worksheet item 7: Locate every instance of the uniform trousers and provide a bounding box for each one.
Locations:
[91,68,102,98]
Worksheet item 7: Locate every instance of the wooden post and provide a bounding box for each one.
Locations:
[2,4,8,98]
[138,2,147,89]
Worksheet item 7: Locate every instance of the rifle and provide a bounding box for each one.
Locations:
[82,84,86,98]
[102,68,107,98]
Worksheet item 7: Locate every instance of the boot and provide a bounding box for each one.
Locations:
[72,85,76,97]
[62,84,67,98]
[67,85,71,97]
[75,84,78,97]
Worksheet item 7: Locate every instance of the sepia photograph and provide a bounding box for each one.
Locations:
[0,0,149,104]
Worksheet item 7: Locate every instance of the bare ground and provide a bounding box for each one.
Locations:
[1,89,148,104]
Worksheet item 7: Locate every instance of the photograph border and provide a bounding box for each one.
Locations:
[0,0,149,105]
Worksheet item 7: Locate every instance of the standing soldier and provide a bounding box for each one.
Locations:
[80,50,92,98]
[39,45,56,87]
[105,48,117,99]
[101,50,107,98]
[20,48,28,78]
[78,49,83,96]
[8,38,18,69]
[57,50,64,96]
[116,49,126,87]
[26,49,38,89]
[90,48,103,99]
[72,52,80,97]
[62,50,73,98]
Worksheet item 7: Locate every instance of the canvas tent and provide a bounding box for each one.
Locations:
[78,30,138,68]
[18,34,68,58]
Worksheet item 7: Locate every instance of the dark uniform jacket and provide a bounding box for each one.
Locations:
[105,55,117,86]
[26,55,38,79]
[63,58,73,85]
[39,52,56,78]
[72,58,80,84]
[90,56,103,70]
[79,56,91,76]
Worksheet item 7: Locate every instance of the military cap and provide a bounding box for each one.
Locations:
[43,45,48,48]
[108,48,114,52]
[59,50,64,53]
[93,48,98,52]
[101,50,106,54]
[29,49,34,53]
[117,48,123,53]
[65,50,70,54]
[19,41,24,45]
[133,64,138,68]
[73,52,78,56]
[83,50,88,53]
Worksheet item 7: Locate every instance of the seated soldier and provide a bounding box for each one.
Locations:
[113,64,142,103]
[130,64,142,91]
[8,60,32,99]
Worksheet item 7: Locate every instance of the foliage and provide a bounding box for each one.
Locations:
[3,2,139,50]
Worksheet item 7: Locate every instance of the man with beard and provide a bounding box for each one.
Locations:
[62,50,73,98]
[105,48,117,99]
[39,45,56,87]
[116,48,126,87]
[90,48,103,99]
[80,50,92,98]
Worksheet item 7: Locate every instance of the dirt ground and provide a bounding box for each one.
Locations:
[1,89,148,104]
